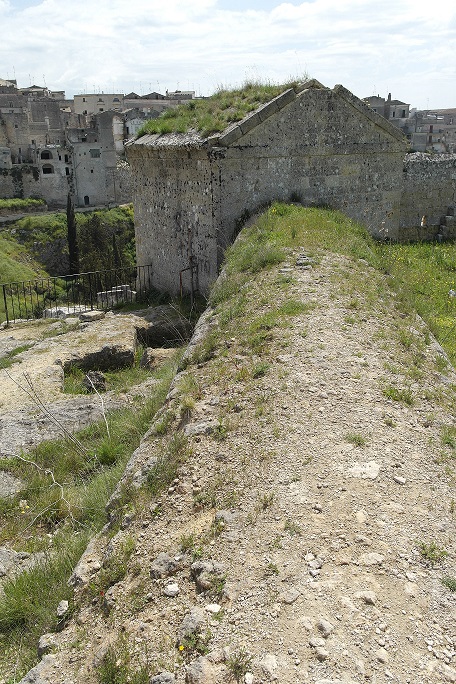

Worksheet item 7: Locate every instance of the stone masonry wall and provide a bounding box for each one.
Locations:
[128,84,409,294]
[128,141,217,294]
[211,86,407,263]
[400,153,456,240]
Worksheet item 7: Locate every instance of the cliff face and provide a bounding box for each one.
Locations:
[17,209,456,684]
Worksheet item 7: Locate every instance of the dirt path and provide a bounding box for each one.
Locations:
[17,253,456,684]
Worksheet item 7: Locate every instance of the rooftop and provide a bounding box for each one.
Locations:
[137,80,303,140]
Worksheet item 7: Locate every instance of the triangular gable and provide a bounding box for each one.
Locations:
[210,80,406,148]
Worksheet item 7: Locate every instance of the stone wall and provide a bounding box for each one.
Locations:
[128,139,217,294]
[0,165,40,199]
[400,153,456,240]
[127,83,408,295]
[212,85,407,262]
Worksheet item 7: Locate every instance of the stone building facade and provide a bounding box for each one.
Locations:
[127,80,409,295]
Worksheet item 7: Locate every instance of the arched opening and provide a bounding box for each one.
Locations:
[40,150,53,160]
[42,164,54,175]
[84,195,90,206]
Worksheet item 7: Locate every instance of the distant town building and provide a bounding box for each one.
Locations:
[363,93,456,153]
[74,93,124,116]
[0,78,198,207]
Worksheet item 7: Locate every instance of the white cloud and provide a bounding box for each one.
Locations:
[0,0,455,108]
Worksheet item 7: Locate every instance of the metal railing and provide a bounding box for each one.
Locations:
[1,264,153,325]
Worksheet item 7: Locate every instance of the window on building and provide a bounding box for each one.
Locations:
[42,164,54,174]
[90,149,101,158]
[82,97,86,102]
[392,111,395,117]
[40,150,53,160]
[64,154,69,163]
[402,110,406,117]
[84,195,90,206]
[99,108,104,112]
[65,167,70,176]
[113,97,120,102]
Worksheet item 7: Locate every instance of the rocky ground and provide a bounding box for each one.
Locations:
[0,305,189,586]
[13,252,456,684]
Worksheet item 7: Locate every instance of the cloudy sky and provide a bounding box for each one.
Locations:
[1,0,455,109]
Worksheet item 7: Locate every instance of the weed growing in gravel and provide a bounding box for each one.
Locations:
[207,574,226,599]
[252,361,270,378]
[284,519,302,536]
[88,534,136,602]
[213,418,229,441]
[383,415,397,427]
[435,354,449,373]
[345,432,367,447]
[147,431,192,495]
[226,647,253,682]
[382,383,414,405]
[259,492,275,510]
[96,636,149,684]
[264,562,279,577]
[441,576,456,592]
[178,629,212,660]
[418,541,448,566]
[441,426,456,451]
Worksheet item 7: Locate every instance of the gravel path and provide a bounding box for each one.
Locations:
[16,252,456,684]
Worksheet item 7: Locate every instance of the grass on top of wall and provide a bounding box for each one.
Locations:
[137,79,303,139]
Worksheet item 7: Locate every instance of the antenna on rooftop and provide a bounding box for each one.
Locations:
[43,74,47,87]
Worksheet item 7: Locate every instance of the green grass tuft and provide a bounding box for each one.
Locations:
[138,80,302,139]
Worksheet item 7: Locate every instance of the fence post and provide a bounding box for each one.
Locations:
[2,284,9,327]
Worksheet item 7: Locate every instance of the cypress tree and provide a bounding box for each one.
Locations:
[66,192,79,274]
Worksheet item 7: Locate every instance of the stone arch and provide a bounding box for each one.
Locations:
[40,150,53,160]
[42,164,54,175]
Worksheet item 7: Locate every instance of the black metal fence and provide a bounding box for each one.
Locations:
[1,264,153,325]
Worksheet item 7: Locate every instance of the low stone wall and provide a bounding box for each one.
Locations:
[399,153,456,239]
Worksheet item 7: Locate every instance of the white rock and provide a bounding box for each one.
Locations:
[317,618,334,638]
[260,654,277,677]
[56,600,69,617]
[315,646,329,661]
[163,582,179,597]
[376,647,389,663]
[205,603,221,614]
[244,674,254,684]
[404,582,419,597]
[348,461,380,479]
[393,475,407,485]
[309,637,326,648]
[278,588,300,604]
[355,590,376,605]
[359,552,384,566]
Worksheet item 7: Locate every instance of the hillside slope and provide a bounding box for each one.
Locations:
[18,208,456,684]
